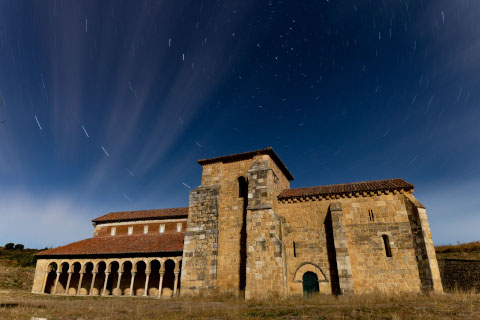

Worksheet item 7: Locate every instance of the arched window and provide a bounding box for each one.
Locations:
[382,235,392,257]
[238,176,247,198]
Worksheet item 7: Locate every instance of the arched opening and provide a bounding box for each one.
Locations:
[57,263,70,294]
[148,260,161,296]
[382,235,392,257]
[134,261,147,296]
[120,261,133,296]
[92,261,106,295]
[302,272,319,298]
[68,262,81,295]
[238,176,248,291]
[107,261,119,296]
[162,259,175,296]
[79,262,94,295]
[44,262,58,293]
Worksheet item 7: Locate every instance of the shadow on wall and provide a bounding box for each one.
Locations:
[324,211,341,295]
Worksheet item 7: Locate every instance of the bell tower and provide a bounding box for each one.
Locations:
[180,148,293,297]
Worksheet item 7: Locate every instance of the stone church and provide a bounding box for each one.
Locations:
[32,148,443,298]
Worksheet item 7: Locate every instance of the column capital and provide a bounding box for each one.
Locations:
[105,272,111,275]
[56,271,61,275]
[174,271,180,275]
[92,271,98,275]
[131,272,136,276]
[159,271,165,276]
[68,271,73,274]
[145,272,151,275]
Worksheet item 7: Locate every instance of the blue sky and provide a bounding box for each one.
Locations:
[0,0,479,248]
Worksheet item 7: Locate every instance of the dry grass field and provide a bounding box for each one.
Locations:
[1,287,480,320]
[0,245,479,319]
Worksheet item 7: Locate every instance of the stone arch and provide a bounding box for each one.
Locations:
[78,262,94,295]
[56,262,70,294]
[68,262,82,295]
[91,261,107,295]
[162,259,176,296]
[293,263,327,282]
[105,261,120,295]
[44,262,58,293]
[148,259,161,296]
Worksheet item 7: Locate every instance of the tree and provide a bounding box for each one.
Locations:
[5,243,14,250]
[14,244,24,250]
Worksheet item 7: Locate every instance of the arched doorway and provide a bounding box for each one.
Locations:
[302,272,319,298]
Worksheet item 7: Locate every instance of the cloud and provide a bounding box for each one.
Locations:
[0,190,95,249]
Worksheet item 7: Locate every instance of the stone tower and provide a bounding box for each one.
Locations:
[180,148,293,297]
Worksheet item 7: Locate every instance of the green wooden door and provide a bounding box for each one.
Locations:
[302,272,319,298]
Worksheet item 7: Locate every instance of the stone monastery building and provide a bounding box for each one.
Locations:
[32,148,443,298]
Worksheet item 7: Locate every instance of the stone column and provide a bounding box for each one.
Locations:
[77,272,85,295]
[129,272,136,296]
[102,272,110,296]
[65,271,73,295]
[144,272,150,296]
[116,272,123,296]
[158,272,164,298]
[41,271,49,293]
[173,272,179,297]
[89,272,97,295]
[53,272,61,294]
[330,202,354,294]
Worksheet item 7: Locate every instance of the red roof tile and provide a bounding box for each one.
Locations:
[35,233,185,257]
[197,147,294,181]
[92,207,188,224]
[278,178,414,199]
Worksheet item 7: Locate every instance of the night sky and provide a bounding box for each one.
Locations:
[1,1,479,248]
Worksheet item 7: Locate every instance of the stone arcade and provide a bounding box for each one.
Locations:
[32,148,443,298]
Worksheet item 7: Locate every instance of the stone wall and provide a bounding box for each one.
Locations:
[180,185,220,295]
[278,192,441,295]
[245,157,288,299]
[438,259,480,292]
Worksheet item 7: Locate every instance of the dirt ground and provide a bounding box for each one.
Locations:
[1,287,480,320]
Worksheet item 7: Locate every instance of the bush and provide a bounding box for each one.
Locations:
[14,244,24,250]
[4,243,14,250]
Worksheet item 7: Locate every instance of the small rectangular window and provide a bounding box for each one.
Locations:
[128,226,133,235]
[159,224,165,233]
[368,209,375,222]
[293,241,297,257]
[110,227,116,236]
[176,223,182,232]
[144,225,148,234]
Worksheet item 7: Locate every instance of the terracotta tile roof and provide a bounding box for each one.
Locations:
[92,207,188,224]
[35,233,185,257]
[278,178,414,199]
[197,147,294,181]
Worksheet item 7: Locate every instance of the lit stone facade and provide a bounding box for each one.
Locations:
[33,148,443,298]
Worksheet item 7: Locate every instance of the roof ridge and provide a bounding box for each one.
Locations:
[278,178,414,200]
[197,147,294,181]
[286,178,409,190]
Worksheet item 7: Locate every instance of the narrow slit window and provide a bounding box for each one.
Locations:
[128,226,133,235]
[238,176,247,198]
[293,241,297,257]
[382,235,392,257]
[177,223,182,232]
[368,209,375,222]
[144,225,148,234]
[159,224,165,233]
[110,227,116,236]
